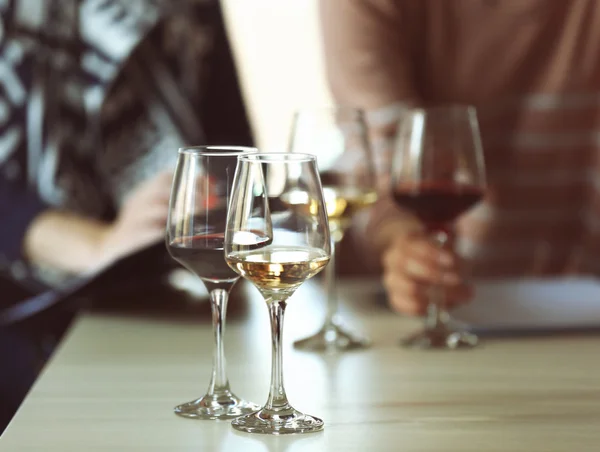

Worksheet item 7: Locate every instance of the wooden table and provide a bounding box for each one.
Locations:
[1,279,599,451]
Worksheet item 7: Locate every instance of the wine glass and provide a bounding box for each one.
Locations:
[225,153,331,434]
[288,107,376,352]
[391,105,486,349]
[166,146,262,419]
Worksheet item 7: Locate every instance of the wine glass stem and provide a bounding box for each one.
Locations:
[324,237,339,328]
[207,288,231,395]
[265,298,290,410]
[426,296,449,331]
[426,231,450,332]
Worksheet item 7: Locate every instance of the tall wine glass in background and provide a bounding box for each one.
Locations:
[166,146,263,419]
[391,106,486,349]
[288,107,377,352]
[225,153,331,434]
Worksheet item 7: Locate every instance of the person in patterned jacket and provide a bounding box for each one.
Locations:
[0,0,252,431]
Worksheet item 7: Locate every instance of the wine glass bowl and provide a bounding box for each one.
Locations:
[289,107,376,352]
[166,146,260,419]
[225,153,331,434]
[391,105,486,349]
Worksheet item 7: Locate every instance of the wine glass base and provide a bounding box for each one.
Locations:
[231,406,324,435]
[293,322,370,352]
[174,391,260,420]
[401,328,478,350]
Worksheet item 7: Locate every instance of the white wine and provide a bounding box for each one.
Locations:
[281,186,377,233]
[227,246,330,292]
[322,186,377,231]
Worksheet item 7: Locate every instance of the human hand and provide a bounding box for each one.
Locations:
[95,171,173,270]
[382,231,473,315]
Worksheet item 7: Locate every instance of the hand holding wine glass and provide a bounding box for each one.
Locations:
[382,229,473,315]
[391,105,486,349]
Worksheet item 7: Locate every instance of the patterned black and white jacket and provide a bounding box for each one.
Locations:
[0,0,252,290]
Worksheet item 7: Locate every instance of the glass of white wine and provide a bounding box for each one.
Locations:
[225,153,331,434]
[288,107,377,351]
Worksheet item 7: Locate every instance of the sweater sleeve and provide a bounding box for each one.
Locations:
[319,0,422,269]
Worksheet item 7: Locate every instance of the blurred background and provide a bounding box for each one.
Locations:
[223,0,331,152]
[3,0,600,440]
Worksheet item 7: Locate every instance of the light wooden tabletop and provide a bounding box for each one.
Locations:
[1,279,599,451]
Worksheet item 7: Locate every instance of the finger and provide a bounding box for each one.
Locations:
[132,227,164,248]
[129,172,175,204]
[148,170,175,186]
[383,266,473,313]
[116,229,164,261]
[100,226,164,266]
[383,272,425,300]
[126,204,169,228]
[154,190,173,205]
[384,247,461,286]
[383,274,428,315]
[405,257,460,285]
[397,235,455,268]
[388,292,427,316]
[384,236,456,271]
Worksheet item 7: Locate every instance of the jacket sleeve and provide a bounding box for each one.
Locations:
[0,175,48,267]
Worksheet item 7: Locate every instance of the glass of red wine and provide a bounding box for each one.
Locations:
[166,145,263,419]
[391,105,486,349]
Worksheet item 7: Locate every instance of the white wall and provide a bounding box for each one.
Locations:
[222,0,333,151]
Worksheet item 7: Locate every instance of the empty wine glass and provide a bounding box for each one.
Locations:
[289,107,376,351]
[391,106,486,349]
[166,146,261,419]
[225,153,331,434]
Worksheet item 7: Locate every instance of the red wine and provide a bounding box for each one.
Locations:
[393,183,483,229]
[168,232,271,282]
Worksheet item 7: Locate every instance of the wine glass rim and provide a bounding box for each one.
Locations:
[408,104,476,115]
[178,145,258,156]
[238,152,316,163]
[293,105,365,115]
